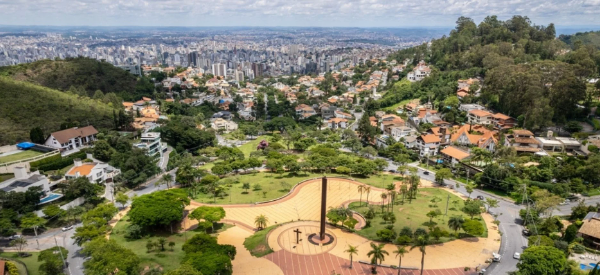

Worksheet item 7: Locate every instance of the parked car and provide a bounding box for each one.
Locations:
[388,170,396,173]
[492,253,502,262]
[522,229,531,236]
[513,252,521,259]
[476,195,485,200]
[62,225,74,231]
[8,235,22,240]
[423,171,430,175]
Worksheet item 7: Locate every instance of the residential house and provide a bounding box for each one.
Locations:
[578,212,600,249]
[450,124,498,152]
[65,159,119,183]
[403,136,418,149]
[459,104,486,113]
[212,111,232,120]
[440,146,471,167]
[320,104,337,119]
[417,134,441,157]
[390,126,416,142]
[325,118,348,130]
[133,132,165,158]
[44,126,98,151]
[407,61,431,82]
[211,118,238,132]
[0,167,50,194]
[492,113,517,130]
[334,110,353,120]
[427,126,452,145]
[376,135,392,148]
[295,104,317,119]
[505,129,541,153]
[468,109,494,125]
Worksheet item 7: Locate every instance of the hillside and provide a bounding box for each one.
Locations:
[0,57,154,101]
[559,30,600,49]
[0,77,117,145]
[384,15,596,131]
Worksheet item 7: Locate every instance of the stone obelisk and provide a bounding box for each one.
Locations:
[320,176,327,240]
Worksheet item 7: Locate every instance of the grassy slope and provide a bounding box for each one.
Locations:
[243,224,279,257]
[0,252,42,275]
[0,77,117,145]
[0,150,44,164]
[191,171,401,204]
[349,188,488,241]
[0,57,137,98]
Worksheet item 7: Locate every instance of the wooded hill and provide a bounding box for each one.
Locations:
[0,57,155,101]
[0,77,117,145]
[385,16,600,131]
[560,30,600,50]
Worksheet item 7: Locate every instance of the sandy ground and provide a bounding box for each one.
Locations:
[268,220,499,271]
[217,226,284,275]
[106,206,131,239]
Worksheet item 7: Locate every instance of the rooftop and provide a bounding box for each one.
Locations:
[67,163,96,176]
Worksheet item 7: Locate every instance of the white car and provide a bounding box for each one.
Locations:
[7,235,21,240]
[513,252,521,259]
[62,225,74,231]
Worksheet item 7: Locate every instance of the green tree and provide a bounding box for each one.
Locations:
[30,127,45,144]
[42,205,66,219]
[92,140,114,162]
[462,200,482,219]
[357,114,377,144]
[83,238,141,275]
[189,206,226,232]
[20,213,46,241]
[10,237,27,255]
[447,216,464,234]
[435,168,452,184]
[367,242,389,273]
[411,235,430,275]
[393,246,408,275]
[164,263,203,275]
[38,246,68,275]
[158,237,167,251]
[345,245,358,269]
[516,246,566,275]
[115,192,129,208]
[255,214,268,230]
[129,189,190,230]
[461,219,484,236]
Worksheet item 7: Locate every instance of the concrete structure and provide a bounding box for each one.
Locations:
[65,159,119,183]
[133,132,165,157]
[211,118,238,132]
[44,126,98,151]
[0,167,49,193]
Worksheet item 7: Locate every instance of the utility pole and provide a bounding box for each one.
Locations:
[445,194,450,216]
[54,236,71,275]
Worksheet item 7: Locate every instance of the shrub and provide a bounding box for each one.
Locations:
[572,244,585,254]
[376,228,396,242]
[6,261,19,275]
[124,224,143,240]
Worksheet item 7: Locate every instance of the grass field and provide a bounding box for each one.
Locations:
[110,214,230,272]
[243,224,279,257]
[383,98,415,111]
[0,150,44,164]
[190,171,402,204]
[349,188,487,242]
[0,252,42,275]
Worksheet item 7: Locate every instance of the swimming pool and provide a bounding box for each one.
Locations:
[38,193,63,204]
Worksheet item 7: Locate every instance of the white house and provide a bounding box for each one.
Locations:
[467,109,494,125]
[440,146,471,167]
[325,118,348,130]
[211,118,239,132]
[133,132,165,158]
[65,159,119,183]
[407,61,431,82]
[295,104,317,119]
[44,126,98,151]
[417,134,441,157]
[390,126,415,142]
[0,167,50,193]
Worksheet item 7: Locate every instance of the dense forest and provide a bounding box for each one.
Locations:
[0,57,155,101]
[560,30,600,50]
[385,16,600,131]
[0,77,117,144]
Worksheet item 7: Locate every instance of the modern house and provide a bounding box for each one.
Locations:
[295,104,317,119]
[407,61,431,82]
[390,126,416,142]
[0,167,49,193]
[133,132,165,157]
[211,118,238,132]
[65,159,119,183]
[578,212,600,249]
[505,129,541,153]
[450,124,498,152]
[467,110,494,125]
[44,126,98,151]
[325,118,348,130]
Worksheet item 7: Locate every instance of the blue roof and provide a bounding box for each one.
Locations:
[17,142,36,149]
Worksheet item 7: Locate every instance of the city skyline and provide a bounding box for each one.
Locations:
[1,0,600,27]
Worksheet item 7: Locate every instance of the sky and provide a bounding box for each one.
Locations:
[0,0,599,27]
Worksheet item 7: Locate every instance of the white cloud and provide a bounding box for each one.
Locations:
[0,0,599,26]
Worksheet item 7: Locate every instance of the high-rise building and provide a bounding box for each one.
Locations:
[251,62,263,78]
[187,51,198,67]
[235,70,244,82]
[212,63,227,77]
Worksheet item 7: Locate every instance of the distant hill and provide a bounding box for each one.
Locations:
[0,77,117,145]
[559,30,600,49]
[0,57,153,101]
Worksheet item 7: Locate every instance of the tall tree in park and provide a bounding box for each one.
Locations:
[345,245,358,269]
[411,235,430,275]
[393,246,408,275]
[83,238,141,275]
[20,213,46,242]
[38,246,68,275]
[189,206,226,232]
[129,189,190,231]
[462,200,483,219]
[29,127,45,144]
[516,246,567,275]
[182,233,236,275]
[367,242,389,273]
[92,140,114,162]
[255,214,268,230]
[115,192,130,208]
[357,114,377,144]
[435,168,452,185]
[447,216,465,235]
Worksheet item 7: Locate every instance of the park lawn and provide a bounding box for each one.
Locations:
[237,135,272,158]
[0,150,44,164]
[110,214,231,272]
[0,252,42,275]
[383,98,415,111]
[243,224,279,257]
[190,171,402,204]
[349,187,488,242]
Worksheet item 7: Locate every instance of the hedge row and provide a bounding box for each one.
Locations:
[32,151,87,172]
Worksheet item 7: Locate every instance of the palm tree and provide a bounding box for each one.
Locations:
[365,186,372,205]
[358,185,366,206]
[447,216,464,235]
[10,237,28,255]
[254,214,268,230]
[393,246,408,275]
[400,185,408,204]
[411,235,430,275]
[367,243,389,273]
[345,245,359,269]
[380,193,387,213]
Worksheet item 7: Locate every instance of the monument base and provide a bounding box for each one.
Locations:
[307,233,335,246]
